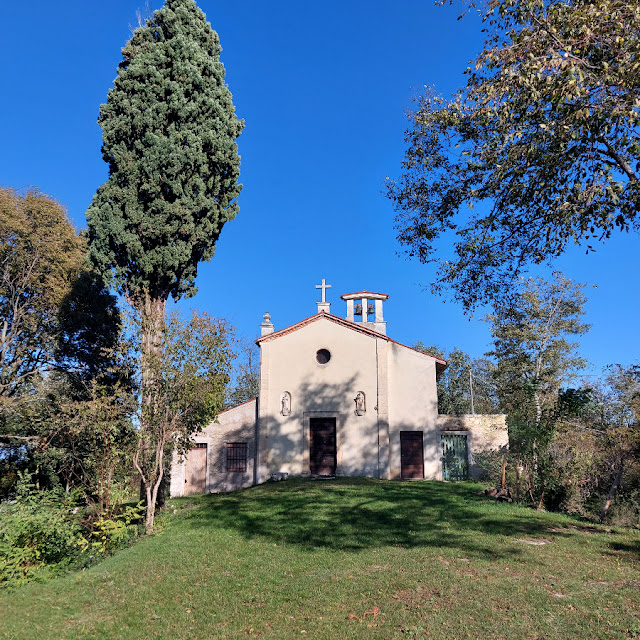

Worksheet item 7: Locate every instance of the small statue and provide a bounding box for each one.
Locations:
[281,392,291,416]
[354,391,366,416]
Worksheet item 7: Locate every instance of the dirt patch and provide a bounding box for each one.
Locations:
[588,579,640,589]
[393,586,450,614]
[547,525,612,535]
[367,564,391,572]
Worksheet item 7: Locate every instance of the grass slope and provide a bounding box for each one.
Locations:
[1,478,639,639]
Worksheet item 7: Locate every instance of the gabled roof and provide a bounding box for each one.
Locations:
[218,397,257,416]
[255,311,447,375]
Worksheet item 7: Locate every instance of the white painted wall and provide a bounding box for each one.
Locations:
[387,343,440,479]
[259,316,381,479]
[170,312,506,495]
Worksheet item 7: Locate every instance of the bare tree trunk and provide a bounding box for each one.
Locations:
[140,292,167,405]
[526,469,536,505]
[515,460,521,502]
[534,390,542,432]
[532,388,541,475]
[136,290,168,534]
[501,456,506,489]
[144,455,165,532]
[600,458,625,522]
[145,486,155,532]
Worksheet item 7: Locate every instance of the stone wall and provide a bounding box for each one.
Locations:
[170,398,258,497]
[207,398,258,492]
[436,414,508,479]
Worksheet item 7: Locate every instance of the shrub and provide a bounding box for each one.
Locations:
[84,502,145,555]
[0,473,86,586]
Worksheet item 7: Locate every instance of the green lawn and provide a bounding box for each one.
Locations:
[2,478,639,639]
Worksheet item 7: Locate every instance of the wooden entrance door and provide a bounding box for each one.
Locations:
[310,418,336,476]
[441,434,469,481]
[400,431,424,479]
[185,443,207,495]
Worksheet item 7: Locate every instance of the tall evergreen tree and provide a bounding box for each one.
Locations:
[86,0,242,529]
[87,0,242,328]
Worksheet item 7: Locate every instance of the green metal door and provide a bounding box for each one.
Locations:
[441,434,469,481]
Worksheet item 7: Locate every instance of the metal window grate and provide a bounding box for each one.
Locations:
[441,434,469,481]
[226,442,248,472]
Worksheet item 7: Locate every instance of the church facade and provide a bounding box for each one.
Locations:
[170,284,508,496]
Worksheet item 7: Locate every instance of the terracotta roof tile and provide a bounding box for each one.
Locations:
[218,397,257,415]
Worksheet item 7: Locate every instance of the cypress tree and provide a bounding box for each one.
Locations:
[86,0,242,527]
[87,0,242,320]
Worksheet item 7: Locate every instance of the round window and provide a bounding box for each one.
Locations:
[316,348,331,365]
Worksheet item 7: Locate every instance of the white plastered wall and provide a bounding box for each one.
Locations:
[258,317,381,480]
[387,344,440,479]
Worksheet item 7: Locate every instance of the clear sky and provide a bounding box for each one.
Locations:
[1,1,638,377]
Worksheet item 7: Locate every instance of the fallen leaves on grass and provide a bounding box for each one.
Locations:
[347,606,380,621]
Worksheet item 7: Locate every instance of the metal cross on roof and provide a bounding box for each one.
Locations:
[315,278,332,302]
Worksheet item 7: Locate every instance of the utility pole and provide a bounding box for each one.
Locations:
[469,370,475,414]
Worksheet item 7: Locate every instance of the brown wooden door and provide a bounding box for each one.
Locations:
[185,443,207,495]
[400,431,424,479]
[310,418,336,476]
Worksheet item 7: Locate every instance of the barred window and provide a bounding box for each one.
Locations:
[226,442,248,472]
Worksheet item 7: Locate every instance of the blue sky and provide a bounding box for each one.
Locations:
[1,1,637,377]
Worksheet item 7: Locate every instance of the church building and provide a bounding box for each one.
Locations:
[170,282,508,496]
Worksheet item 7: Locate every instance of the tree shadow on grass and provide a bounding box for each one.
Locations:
[176,478,591,560]
[605,540,640,562]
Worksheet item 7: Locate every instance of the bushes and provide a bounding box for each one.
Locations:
[84,502,145,555]
[478,427,640,527]
[0,474,85,585]
[0,473,144,587]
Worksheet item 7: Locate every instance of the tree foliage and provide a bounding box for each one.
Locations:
[55,271,122,383]
[546,365,640,521]
[132,311,233,531]
[0,188,123,498]
[226,337,259,407]
[486,272,589,506]
[487,272,589,436]
[0,188,85,401]
[413,343,499,415]
[86,0,243,306]
[51,366,137,516]
[387,0,640,309]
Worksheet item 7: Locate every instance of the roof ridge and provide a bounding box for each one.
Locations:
[218,397,257,415]
[254,312,447,367]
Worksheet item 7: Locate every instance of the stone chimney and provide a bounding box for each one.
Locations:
[260,312,274,336]
[341,290,389,335]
